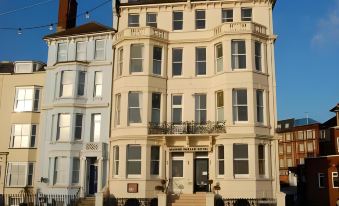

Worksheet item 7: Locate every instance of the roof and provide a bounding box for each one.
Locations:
[294,118,319,127]
[321,116,337,129]
[120,0,277,7]
[44,22,115,39]
[0,62,14,73]
[330,103,339,112]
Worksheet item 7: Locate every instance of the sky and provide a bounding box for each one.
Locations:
[0,0,338,123]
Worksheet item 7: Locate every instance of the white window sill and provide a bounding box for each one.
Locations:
[234,174,250,179]
[127,175,142,179]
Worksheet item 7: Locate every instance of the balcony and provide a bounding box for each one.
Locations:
[214,22,267,36]
[148,121,226,135]
[114,27,169,42]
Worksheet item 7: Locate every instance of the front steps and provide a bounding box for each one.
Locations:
[169,193,206,206]
[77,197,95,206]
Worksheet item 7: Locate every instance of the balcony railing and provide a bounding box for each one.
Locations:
[148,121,226,135]
[115,27,169,42]
[214,22,267,36]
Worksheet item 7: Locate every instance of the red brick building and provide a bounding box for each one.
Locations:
[277,118,321,184]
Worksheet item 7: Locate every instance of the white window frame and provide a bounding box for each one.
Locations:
[172,48,183,76]
[57,43,68,62]
[126,144,142,177]
[241,8,252,21]
[196,47,206,76]
[115,94,121,126]
[94,39,105,60]
[11,124,37,148]
[195,10,206,30]
[172,11,183,31]
[128,13,140,27]
[72,157,80,184]
[128,92,142,124]
[14,87,41,112]
[215,43,223,73]
[171,153,184,178]
[258,144,266,176]
[150,146,160,176]
[76,41,87,61]
[117,47,123,77]
[318,173,326,188]
[256,89,264,123]
[195,94,207,123]
[94,71,103,97]
[216,91,224,122]
[231,40,246,69]
[53,157,66,185]
[232,89,248,122]
[153,46,162,75]
[130,44,144,73]
[298,143,305,152]
[151,93,161,124]
[60,71,75,98]
[7,162,34,187]
[74,113,83,141]
[222,9,233,23]
[217,145,224,176]
[307,142,314,152]
[91,114,101,142]
[113,146,119,176]
[255,41,262,71]
[146,13,157,28]
[77,71,86,96]
[233,144,249,177]
[172,95,183,123]
[57,113,71,142]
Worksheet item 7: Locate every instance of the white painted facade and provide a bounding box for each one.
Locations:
[37,29,114,197]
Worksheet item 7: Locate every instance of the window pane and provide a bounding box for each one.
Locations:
[218,145,224,159]
[233,144,248,158]
[95,40,105,60]
[128,14,139,27]
[173,11,183,30]
[173,108,182,123]
[153,47,162,75]
[77,71,85,96]
[127,162,141,175]
[218,160,224,175]
[195,10,205,29]
[172,160,183,177]
[241,8,252,21]
[233,160,249,174]
[128,92,140,107]
[128,145,141,160]
[147,13,157,27]
[129,108,142,123]
[222,9,233,22]
[130,45,143,72]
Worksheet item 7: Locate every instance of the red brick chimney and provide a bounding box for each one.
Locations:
[57,0,78,32]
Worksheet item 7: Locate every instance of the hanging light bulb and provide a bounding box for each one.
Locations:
[49,24,53,31]
[85,11,90,19]
[17,28,22,35]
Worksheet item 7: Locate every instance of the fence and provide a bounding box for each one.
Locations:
[216,198,277,206]
[103,197,158,206]
[0,192,80,206]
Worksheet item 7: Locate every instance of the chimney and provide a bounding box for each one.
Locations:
[57,0,78,32]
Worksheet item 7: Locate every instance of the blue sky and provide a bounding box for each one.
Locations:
[0,0,338,122]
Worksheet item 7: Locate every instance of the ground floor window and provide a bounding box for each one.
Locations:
[151,146,160,175]
[7,162,34,187]
[171,153,184,177]
[127,145,141,176]
[233,144,249,176]
[217,145,224,176]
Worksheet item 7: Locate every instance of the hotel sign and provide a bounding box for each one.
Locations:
[168,147,210,152]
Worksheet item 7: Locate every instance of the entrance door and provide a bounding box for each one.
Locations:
[194,158,209,192]
[88,159,98,195]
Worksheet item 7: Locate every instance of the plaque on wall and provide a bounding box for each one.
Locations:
[127,183,138,193]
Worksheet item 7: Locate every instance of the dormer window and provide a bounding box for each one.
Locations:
[128,14,140,27]
[57,43,68,62]
[15,63,34,73]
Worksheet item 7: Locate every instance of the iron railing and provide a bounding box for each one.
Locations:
[148,121,226,135]
[221,198,277,206]
[103,197,158,206]
[0,191,80,206]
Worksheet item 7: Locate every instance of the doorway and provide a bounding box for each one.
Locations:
[194,153,209,192]
[87,157,98,195]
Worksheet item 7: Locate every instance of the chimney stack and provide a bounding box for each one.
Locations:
[57,0,78,32]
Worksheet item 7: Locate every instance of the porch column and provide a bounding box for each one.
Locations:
[80,157,86,197]
[97,157,103,192]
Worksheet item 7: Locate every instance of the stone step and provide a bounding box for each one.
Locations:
[170,193,206,206]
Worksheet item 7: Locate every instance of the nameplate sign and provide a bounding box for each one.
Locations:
[168,147,210,152]
[127,183,138,193]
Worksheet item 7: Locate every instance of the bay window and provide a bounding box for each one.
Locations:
[215,43,223,72]
[127,145,141,176]
[113,146,119,176]
[233,89,248,122]
[153,46,162,75]
[196,47,206,75]
[130,44,144,73]
[217,145,225,175]
[256,90,264,123]
[216,91,224,121]
[151,93,161,124]
[231,40,246,69]
[128,92,142,124]
[233,144,249,176]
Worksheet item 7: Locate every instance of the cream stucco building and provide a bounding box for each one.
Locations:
[109,0,284,205]
[0,61,46,196]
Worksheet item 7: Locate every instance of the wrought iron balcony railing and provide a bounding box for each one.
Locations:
[148,121,226,135]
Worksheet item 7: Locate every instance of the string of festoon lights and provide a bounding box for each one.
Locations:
[0,0,112,35]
